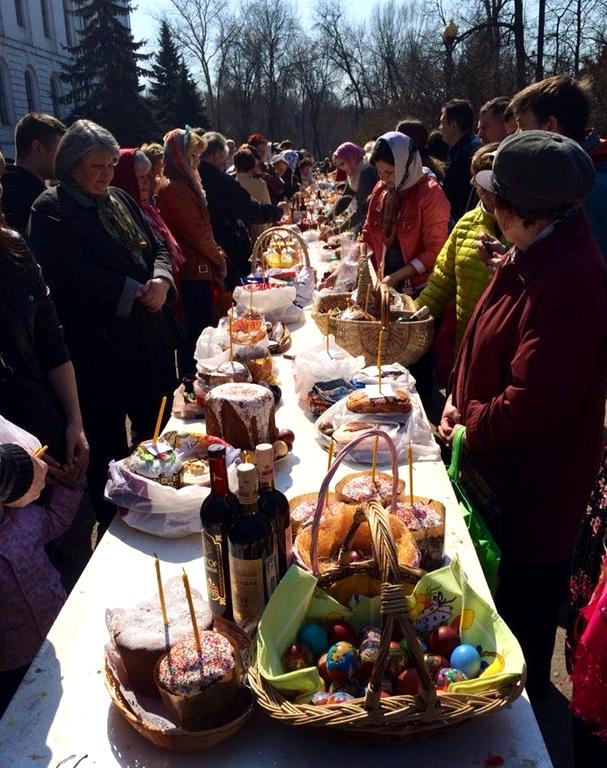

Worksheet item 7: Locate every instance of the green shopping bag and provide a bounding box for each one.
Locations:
[447,427,501,595]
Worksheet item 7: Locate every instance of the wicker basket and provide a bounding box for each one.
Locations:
[311,293,350,336]
[104,622,254,752]
[330,284,433,366]
[249,431,524,741]
[251,226,311,273]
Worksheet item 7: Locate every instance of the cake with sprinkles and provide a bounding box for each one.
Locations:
[335,471,405,505]
[155,632,244,730]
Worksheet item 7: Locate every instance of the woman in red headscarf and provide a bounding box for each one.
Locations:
[328,142,378,234]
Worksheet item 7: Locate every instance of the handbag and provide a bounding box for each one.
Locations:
[447,427,502,594]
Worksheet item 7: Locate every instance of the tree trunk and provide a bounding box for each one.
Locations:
[536,0,545,81]
[513,0,527,88]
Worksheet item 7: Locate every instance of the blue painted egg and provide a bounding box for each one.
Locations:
[450,644,482,678]
[298,623,329,656]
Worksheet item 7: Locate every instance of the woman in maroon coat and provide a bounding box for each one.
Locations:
[440,131,607,701]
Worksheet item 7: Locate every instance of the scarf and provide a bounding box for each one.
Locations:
[163,128,206,205]
[113,148,184,273]
[282,150,299,172]
[63,177,148,267]
[333,142,365,176]
[376,131,424,247]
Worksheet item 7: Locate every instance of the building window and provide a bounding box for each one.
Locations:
[25,70,36,112]
[50,77,61,117]
[63,0,73,46]
[41,0,51,38]
[15,0,25,27]
[0,71,9,126]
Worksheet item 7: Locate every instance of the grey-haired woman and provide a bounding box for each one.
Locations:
[27,120,178,532]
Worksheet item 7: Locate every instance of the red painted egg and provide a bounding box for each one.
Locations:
[395,668,422,696]
[428,625,460,658]
[328,620,358,646]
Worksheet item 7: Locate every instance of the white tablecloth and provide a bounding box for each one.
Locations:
[0,258,553,767]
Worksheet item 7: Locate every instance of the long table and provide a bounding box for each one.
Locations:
[0,252,553,767]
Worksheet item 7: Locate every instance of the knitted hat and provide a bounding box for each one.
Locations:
[0,444,35,505]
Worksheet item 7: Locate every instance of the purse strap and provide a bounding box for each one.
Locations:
[447,426,466,482]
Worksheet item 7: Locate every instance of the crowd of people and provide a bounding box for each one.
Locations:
[0,73,606,762]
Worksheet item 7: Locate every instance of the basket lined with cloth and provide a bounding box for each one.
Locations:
[249,433,526,741]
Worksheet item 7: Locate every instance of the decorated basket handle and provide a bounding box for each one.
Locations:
[310,429,399,575]
[361,501,437,712]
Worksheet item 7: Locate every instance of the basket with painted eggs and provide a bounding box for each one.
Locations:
[248,431,526,742]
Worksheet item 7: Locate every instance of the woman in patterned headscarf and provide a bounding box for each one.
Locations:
[328,142,378,234]
[157,128,227,373]
[27,120,178,533]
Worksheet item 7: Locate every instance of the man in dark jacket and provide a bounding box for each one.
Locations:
[247,133,285,205]
[2,113,66,235]
[439,99,481,224]
[199,132,285,290]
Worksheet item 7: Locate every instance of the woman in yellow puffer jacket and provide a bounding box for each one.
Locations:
[415,143,503,348]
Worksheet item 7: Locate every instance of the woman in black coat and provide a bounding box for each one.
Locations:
[28,120,178,531]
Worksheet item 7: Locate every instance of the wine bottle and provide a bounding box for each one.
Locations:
[228,463,276,630]
[200,444,239,623]
[256,443,291,580]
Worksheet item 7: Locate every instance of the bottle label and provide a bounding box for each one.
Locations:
[202,530,228,608]
[265,553,278,595]
[284,522,293,565]
[229,553,265,627]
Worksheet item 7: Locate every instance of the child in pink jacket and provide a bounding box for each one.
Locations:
[0,441,83,715]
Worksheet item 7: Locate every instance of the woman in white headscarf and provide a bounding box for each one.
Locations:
[362,131,451,407]
[362,131,450,295]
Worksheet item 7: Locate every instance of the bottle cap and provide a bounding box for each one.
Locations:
[208,443,226,458]
[237,463,258,504]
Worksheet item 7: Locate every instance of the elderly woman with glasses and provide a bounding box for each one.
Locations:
[27,120,178,532]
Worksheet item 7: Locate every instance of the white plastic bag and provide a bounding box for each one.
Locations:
[233,284,296,314]
[105,455,239,538]
[293,337,365,410]
[314,376,440,463]
[0,414,40,453]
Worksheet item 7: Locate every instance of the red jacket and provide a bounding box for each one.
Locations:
[157,179,224,282]
[452,209,607,563]
[361,175,450,289]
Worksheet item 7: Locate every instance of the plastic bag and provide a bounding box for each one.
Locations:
[293,337,365,410]
[233,284,296,314]
[0,414,40,453]
[256,558,525,702]
[315,376,440,463]
[105,451,239,539]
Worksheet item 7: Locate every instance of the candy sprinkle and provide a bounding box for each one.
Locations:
[158,632,234,695]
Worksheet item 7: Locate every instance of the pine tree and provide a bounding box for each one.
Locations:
[149,21,209,132]
[61,0,157,145]
[175,58,209,130]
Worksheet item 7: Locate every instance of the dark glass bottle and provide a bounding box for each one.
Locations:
[228,463,276,631]
[256,443,291,580]
[200,444,239,622]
